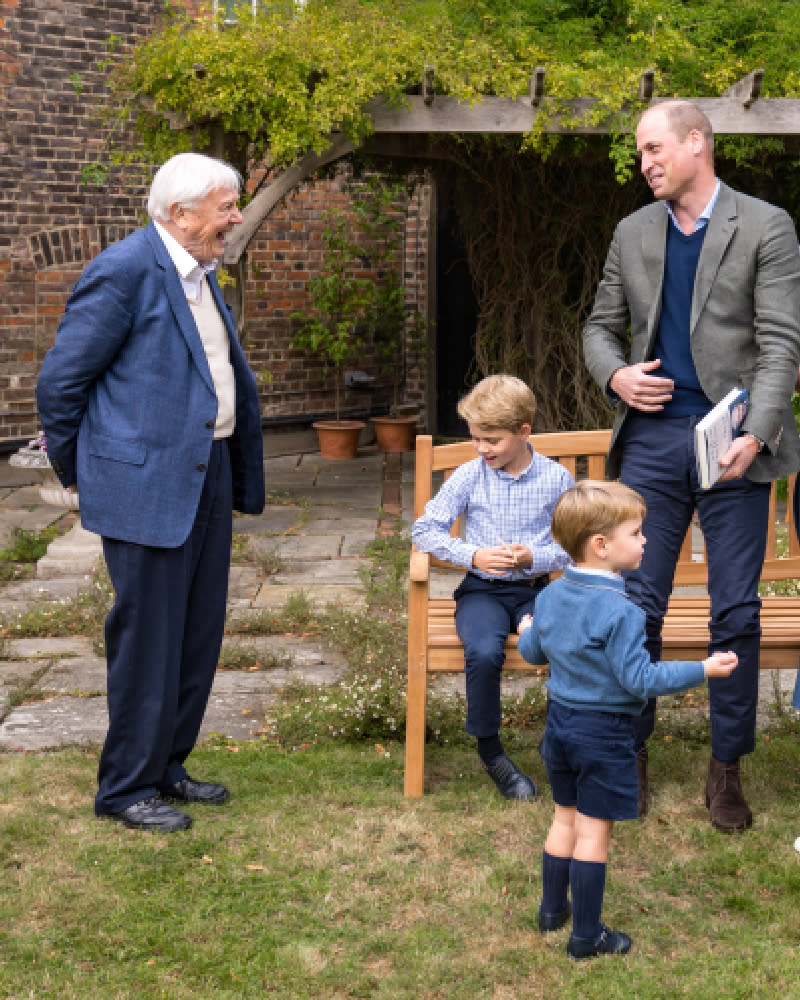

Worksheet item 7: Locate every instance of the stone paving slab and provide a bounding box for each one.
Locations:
[200,694,271,740]
[0,694,109,750]
[220,635,348,672]
[235,509,306,535]
[0,577,94,603]
[263,454,306,476]
[296,514,379,534]
[0,659,45,715]
[39,656,107,694]
[0,510,61,549]
[252,583,366,610]
[340,534,376,557]
[270,559,364,585]
[227,565,264,605]
[5,636,97,659]
[301,485,382,507]
[261,480,319,498]
[429,568,462,599]
[260,536,341,561]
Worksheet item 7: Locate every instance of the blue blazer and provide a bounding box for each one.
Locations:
[36,223,265,547]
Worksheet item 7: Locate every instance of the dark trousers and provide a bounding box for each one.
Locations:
[95,440,233,815]
[454,572,548,738]
[619,414,770,761]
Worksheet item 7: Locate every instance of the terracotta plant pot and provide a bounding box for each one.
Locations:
[370,414,418,453]
[312,420,365,460]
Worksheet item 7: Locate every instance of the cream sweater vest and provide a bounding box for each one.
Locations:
[188,278,236,439]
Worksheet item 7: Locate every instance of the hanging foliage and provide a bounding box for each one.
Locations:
[101,0,800,178]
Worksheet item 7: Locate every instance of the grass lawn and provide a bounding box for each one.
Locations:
[3,714,800,1000]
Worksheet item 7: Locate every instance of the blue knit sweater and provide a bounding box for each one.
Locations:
[652,224,712,417]
[517,567,706,715]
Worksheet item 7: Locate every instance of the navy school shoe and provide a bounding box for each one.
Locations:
[482,753,537,799]
[566,923,632,961]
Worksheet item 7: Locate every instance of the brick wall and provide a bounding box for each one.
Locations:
[0,0,155,441]
[0,1,432,444]
[242,173,431,426]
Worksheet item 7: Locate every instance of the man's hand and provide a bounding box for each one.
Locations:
[717,435,760,482]
[608,359,674,412]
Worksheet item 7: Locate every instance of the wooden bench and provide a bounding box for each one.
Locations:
[405,429,800,797]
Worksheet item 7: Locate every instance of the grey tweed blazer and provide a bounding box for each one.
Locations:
[583,182,800,482]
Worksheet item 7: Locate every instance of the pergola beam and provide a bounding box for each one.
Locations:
[363,94,800,136]
[724,69,764,109]
[226,68,800,264]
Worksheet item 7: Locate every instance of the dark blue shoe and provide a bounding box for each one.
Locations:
[482,754,537,800]
[106,796,192,833]
[159,777,230,805]
[567,923,632,960]
[538,901,571,933]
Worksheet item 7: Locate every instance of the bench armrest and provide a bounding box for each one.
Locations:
[409,548,430,583]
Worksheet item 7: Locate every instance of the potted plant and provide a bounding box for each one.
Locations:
[370,267,425,452]
[352,177,425,452]
[292,176,425,458]
[291,209,374,460]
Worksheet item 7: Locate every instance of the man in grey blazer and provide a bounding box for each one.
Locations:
[36,153,265,832]
[583,100,800,832]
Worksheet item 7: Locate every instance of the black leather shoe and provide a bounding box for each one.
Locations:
[107,796,192,832]
[159,777,230,805]
[567,923,632,961]
[538,901,571,933]
[482,754,537,800]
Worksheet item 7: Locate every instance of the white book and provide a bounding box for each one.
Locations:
[694,387,749,489]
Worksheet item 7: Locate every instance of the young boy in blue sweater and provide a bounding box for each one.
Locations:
[517,480,737,960]
[412,375,573,799]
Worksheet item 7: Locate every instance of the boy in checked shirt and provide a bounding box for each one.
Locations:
[412,375,573,799]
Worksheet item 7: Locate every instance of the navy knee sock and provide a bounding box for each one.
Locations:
[569,859,606,939]
[477,735,504,765]
[540,851,571,915]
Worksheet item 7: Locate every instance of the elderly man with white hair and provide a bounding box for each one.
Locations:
[37,153,265,832]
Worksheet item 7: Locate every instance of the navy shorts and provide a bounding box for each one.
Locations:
[540,700,638,821]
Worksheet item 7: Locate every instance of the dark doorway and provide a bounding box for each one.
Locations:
[435,181,478,437]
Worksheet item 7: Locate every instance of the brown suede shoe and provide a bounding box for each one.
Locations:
[705,756,753,832]
[636,746,649,818]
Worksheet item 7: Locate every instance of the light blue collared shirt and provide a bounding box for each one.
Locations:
[665,179,721,233]
[411,445,574,580]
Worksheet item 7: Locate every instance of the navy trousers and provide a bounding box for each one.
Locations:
[454,572,548,738]
[619,414,770,761]
[95,439,233,815]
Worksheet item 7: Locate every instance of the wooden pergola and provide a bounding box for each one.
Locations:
[224,67,800,265]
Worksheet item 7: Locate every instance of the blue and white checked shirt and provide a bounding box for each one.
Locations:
[411,446,574,581]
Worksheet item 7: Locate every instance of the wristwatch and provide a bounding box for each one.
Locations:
[745,432,765,452]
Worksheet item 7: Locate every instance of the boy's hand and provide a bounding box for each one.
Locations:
[517,614,533,634]
[703,651,738,677]
[472,544,532,575]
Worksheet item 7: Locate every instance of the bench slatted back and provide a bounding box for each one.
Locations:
[413,431,800,587]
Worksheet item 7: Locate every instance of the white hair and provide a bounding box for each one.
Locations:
[147,153,242,222]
